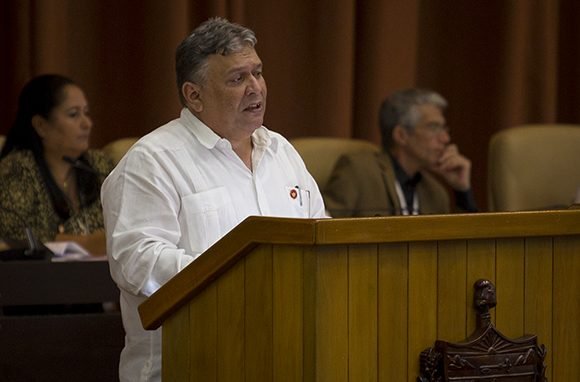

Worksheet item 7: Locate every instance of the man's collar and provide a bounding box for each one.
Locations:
[180,108,279,152]
[389,152,422,187]
[180,108,220,148]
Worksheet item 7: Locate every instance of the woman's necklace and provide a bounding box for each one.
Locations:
[61,170,80,211]
[62,171,73,190]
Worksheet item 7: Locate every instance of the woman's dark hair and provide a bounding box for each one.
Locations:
[1,74,75,159]
[1,74,100,221]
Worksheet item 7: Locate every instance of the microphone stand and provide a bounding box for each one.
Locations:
[0,205,54,261]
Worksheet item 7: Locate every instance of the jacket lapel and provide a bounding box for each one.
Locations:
[377,152,402,215]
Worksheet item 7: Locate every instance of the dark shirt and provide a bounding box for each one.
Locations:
[391,156,422,212]
[390,155,478,213]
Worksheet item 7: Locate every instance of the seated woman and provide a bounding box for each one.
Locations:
[0,74,114,255]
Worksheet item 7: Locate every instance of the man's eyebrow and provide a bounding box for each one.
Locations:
[226,62,262,75]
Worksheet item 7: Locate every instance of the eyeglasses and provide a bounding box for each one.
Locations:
[416,122,450,135]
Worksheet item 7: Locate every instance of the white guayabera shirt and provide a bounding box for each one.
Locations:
[101,108,326,382]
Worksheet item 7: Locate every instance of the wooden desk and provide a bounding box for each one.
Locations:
[0,258,124,382]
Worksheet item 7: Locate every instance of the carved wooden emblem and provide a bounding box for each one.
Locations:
[417,279,547,381]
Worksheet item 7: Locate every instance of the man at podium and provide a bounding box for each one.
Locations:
[101,17,326,382]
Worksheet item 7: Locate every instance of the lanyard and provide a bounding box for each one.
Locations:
[394,181,419,215]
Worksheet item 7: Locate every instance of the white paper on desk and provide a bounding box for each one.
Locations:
[45,241,90,261]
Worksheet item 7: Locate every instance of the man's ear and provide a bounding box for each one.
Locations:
[392,125,409,146]
[32,115,48,138]
[182,82,203,113]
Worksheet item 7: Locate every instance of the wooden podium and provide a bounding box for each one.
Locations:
[139,210,580,381]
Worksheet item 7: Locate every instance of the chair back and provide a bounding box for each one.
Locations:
[102,137,139,165]
[291,137,379,190]
[488,124,580,211]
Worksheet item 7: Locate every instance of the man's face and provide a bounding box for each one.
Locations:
[192,46,267,141]
[404,104,450,168]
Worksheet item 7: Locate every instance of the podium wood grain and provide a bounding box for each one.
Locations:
[141,211,580,381]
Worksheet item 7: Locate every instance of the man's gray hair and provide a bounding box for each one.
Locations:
[175,17,257,105]
[379,88,448,150]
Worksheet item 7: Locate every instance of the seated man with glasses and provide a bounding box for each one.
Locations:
[323,88,477,216]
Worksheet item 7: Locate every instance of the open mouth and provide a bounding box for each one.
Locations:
[244,102,263,112]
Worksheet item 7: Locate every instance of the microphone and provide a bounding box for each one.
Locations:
[0,204,54,261]
[62,155,99,175]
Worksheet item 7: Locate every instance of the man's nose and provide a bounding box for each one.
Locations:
[245,75,262,95]
[439,130,450,143]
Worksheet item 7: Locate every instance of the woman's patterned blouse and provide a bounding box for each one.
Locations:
[0,149,114,242]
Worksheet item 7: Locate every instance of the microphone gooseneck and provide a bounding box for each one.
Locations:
[0,204,53,261]
[0,205,37,251]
